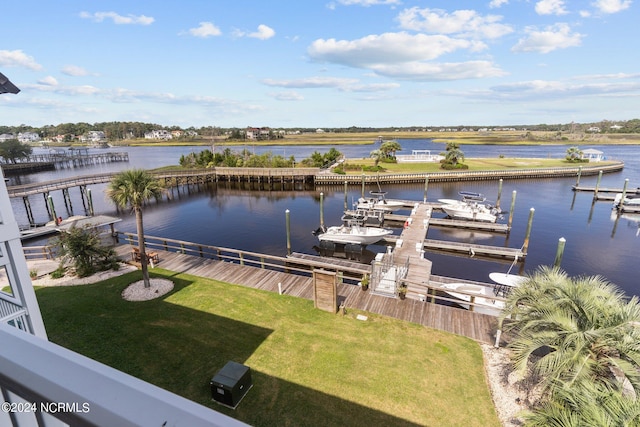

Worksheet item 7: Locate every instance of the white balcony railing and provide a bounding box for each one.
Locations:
[0,322,249,427]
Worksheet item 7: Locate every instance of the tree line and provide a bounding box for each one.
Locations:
[179,147,342,169]
[3,119,640,142]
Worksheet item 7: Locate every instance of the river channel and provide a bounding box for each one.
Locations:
[8,140,640,297]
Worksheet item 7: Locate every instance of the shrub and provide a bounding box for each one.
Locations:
[50,226,120,278]
[50,267,66,279]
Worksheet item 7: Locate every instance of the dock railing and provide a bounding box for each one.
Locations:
[22,245,55,260]
[117,232,366,285]
[405,274,510,315]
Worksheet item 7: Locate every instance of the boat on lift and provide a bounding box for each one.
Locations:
[440,282,507,316]
[356,191,405,212]
[440,202,498,223]
[313,222,393,245]
[613,193,640,209]
[341,208,385,227]
[438,191,500,223]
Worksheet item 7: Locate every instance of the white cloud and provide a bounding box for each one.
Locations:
[187,22,222,38]
[38,76,58,86]
[591,0,632,13]
[249,25,276,40]
[487,79,640,100]
[337,0,402,6]
[308,32,486,68]
[263,77,400,93]
[371,60,507,81]
[535,0,569,15]
[62,65,90,76]
[271,91,304,101]
[0,50,42,70]
[396,7,513,39]
[511,23,583,53]
[489,0,509,8]
[262,76,359,89]
[346,83,401,92]
[79,11,154,25]
[233,25,276,40]
[22,83,101,96]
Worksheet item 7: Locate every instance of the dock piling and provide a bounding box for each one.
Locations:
[285,209,291,256]
[619,178,629,209]
[554,237,566,267]
[575,166,582,187]
[522,207,535,253]
[593,170,603,200]
[47,195,57,224]
[423,175,429,203]
[496,179,503,210]
[88,188,94,216]
[320,192,324,229]
[507,191,517,230]
[22,196,34,225]
[344,181,348,210]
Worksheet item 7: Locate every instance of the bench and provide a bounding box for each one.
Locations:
[131,247,159,264]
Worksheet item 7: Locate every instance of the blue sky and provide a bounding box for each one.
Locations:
[1,0,637,128]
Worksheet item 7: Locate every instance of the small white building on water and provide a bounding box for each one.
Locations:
[396,149,444,163]
[581,148,604,162]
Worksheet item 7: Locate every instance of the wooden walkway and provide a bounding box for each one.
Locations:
[113,245,498,344]
[391,202,433,286]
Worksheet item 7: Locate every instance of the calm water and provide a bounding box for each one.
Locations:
[10,141,640,297]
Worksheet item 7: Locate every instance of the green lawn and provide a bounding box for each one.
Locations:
[37,269,501,427]
[341,157,618,174]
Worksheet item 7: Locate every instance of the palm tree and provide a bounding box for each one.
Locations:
[523,381,640,426]
[565,146,583,162]
[107,169,165,288]
[443,142,465,166]
[500,266,640,399]
[369,149,384,166]
[379,140,402,158]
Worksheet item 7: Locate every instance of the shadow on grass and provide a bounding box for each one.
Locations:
[36,271,425,427]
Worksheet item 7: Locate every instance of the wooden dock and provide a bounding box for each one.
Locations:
[428,217,510,233]
[423,238,524,259]
[573,185,640,194]
[111,244,498,344]
[390,202,434,286]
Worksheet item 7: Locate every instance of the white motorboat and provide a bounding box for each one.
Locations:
[613,193,640,208]
[356,191,404,211]
[489,272,527,287]
[341,208,385,227]
[314,224,393,245]
[438,191,500,222]
[440,282,505,316]
[440,202,498,222]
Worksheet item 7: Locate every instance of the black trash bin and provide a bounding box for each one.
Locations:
[210,361,252,409]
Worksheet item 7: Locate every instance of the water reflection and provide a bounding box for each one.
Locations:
[9,142,640,297]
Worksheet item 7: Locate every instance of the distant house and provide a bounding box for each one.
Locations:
[144,130,172,140]
[80,131,106,143]
[17,132,40,143]
[246,127,270,140]
[581,148,604,162]
[0,133,15,142]
[587,126,601,133]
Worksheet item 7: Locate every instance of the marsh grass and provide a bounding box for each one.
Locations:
[37,269,500,427]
